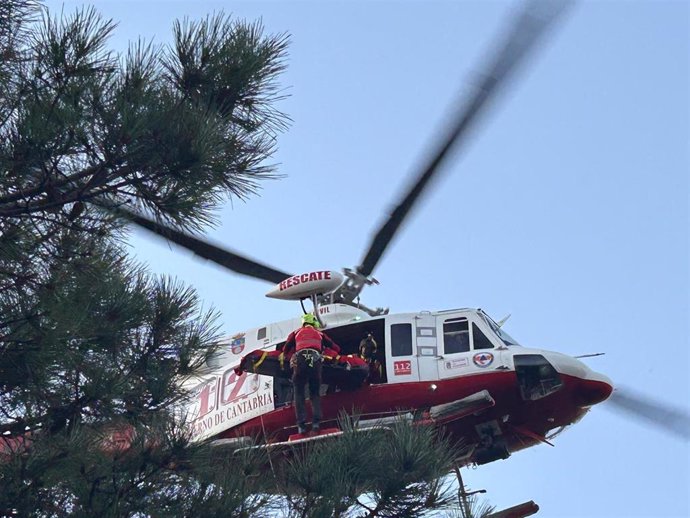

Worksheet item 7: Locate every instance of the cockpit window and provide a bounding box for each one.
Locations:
[496,328,519,346]
[472,323,494,350]
[481,313,521,346]
[443,318,469,354]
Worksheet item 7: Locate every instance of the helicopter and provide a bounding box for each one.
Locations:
[117,0,689,467]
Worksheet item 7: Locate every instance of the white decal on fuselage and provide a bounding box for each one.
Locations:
[188,368,274,441]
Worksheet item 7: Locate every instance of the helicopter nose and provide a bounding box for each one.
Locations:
[543,352,613,406]
[576,371,614,406]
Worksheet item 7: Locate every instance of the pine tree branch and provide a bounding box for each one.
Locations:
[0,163,104,205]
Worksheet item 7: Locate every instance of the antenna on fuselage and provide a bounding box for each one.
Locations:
[496,314,512,327]
[575,352,605,359]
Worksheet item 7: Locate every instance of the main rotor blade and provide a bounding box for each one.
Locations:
[607,388,690,441]
[357,0,572,278]
[117,207,293,285]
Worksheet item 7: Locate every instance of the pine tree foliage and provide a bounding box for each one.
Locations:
[442,497,496,518]
[0,1,289,515]
[0,0,289,227]
[274,416,461,518]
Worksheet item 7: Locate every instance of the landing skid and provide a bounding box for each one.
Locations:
[213,390,496,456]
[236,426,369,453]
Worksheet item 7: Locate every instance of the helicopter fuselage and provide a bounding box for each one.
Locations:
[187,304,612,465]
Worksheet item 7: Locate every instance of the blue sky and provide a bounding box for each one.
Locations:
[45,1,689,516]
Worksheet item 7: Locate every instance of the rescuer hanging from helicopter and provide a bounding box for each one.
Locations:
[281,313,341,434]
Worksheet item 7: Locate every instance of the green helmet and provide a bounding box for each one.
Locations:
[301,313,320,328]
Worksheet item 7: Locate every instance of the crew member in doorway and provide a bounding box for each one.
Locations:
[283,313,341,434]
[359,332,377,360]
[359,332,382,382]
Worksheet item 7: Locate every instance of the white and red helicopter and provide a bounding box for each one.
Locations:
[185,274,614,466]
[119,1,689,463]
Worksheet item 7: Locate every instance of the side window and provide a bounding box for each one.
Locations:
[391,323,413,357]
[257,327,267,340]
[472,323,494,350]
[443,318,469,354]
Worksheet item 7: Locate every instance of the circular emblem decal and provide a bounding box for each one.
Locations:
[473,352,494,367]
[230,333,246,355]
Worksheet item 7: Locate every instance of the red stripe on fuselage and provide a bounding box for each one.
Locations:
[220,370,611,460]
